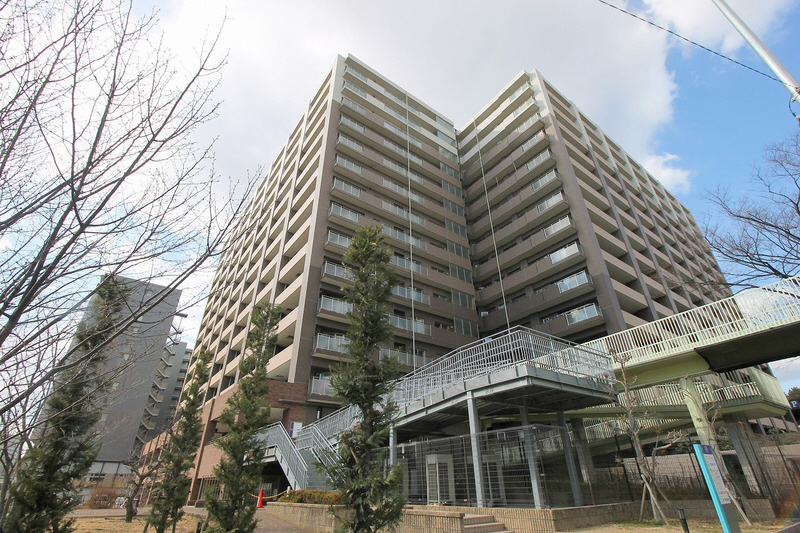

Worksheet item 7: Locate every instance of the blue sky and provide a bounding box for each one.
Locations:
[147,0,800,389]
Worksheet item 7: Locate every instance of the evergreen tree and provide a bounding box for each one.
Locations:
[320,226,405,533]
[147,349,212,533]
[205,305,281,533]
[3,277,128,533]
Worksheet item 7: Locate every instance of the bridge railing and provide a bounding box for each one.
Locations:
[581,277,800,368]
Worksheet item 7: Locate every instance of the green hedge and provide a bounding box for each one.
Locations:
[277,490,342,505]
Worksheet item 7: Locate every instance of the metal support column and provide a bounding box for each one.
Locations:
[680,377,719,449]
[519,406,544,509]
[467,393,485,507]
[724,415,768,495]
[557,410,583,507]
[389,425,397,467]
[570,418,596,483]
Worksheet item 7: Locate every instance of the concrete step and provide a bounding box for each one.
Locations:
[463,514,513,533]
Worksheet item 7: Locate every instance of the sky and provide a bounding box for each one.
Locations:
[142,0,800,390]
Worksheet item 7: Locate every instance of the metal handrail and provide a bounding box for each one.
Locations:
[581,277,800,369]
[257,422,308,489]
[300,326,611,444]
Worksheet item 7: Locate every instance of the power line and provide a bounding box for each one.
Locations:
[593,0,791,89]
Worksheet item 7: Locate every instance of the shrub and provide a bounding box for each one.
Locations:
[85,487,120,509]
[277,490,342,505]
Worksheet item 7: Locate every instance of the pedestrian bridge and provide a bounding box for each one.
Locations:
[257,276,800,490]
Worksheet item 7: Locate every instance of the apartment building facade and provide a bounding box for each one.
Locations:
[186,55,734,496]
[82,276,187,492]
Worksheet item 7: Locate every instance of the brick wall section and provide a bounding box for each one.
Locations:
[187,379,309,500]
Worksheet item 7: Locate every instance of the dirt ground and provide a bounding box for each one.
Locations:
[71,516,199,532]
[573,519,787,532]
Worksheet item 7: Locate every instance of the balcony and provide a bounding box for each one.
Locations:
[389,314,431,335]
[540,303,605,337]
[478,242,585,304]
[481,272,594,331]
[313,333,350,361]
[309,375,336,398]
[380,347,432,368]
[391,285,431,305]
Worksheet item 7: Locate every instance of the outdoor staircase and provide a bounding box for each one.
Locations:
[464,514,513,533]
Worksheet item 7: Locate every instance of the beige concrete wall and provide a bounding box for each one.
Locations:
[255,499,775,533]
[261,503,463,533]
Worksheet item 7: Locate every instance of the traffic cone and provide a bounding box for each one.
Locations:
[256,489,264,508]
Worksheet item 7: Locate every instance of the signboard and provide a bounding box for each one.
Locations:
[693,444,741,533]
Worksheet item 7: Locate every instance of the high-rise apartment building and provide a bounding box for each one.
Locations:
[186,55,730,495]
[82,276,187,492]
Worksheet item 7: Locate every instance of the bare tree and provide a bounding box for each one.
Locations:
[705,131,800,288]
[610,351,670,525]
[0,0,256,519]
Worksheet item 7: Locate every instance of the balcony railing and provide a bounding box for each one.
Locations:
[389,314,431,335]
[391,285,430,305]
[380,347,432,368]
[318,296,353,315]
[309,375,335,397]
[315,333,349,354]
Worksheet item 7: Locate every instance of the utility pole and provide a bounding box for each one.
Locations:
[711,0,800,122]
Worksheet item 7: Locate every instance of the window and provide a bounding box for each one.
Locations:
[451,290,474,309]
[447,240,469,259]
[437,129,457,147]
[330,203,359,222]
[508,84,528,102]
[442,180,463,198]
[440,162,461,180]
[439,146,458,163]
[326,230,352,248]
[333,177,361,197]
[446,218,468,238]
[454,317,480,337]
[443,199,464,217]
[449,264,472,283]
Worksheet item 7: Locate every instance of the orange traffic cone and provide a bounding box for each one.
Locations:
[256,489,264,508]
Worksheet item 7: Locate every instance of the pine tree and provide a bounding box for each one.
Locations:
[2,277,128,533]
[205,305,281,533]
[320,226,405,533]
[147,349,212,533]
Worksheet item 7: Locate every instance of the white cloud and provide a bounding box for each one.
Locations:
[642,153,692,194]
